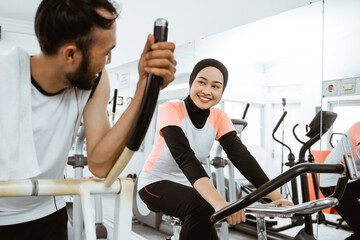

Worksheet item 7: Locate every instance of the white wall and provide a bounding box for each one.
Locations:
[109,2,326,178]
[0,18,39,54]
[2,0,359,181]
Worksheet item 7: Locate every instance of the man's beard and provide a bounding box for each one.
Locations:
[66,51,98,90]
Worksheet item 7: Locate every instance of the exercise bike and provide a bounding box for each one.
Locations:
[211,110,360,240]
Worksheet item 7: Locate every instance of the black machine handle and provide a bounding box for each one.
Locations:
[329,132,343,148]
[112,89,118,113]
[210,163,345,223]
[273,111,287,133]
[126,18,168,151]
[242,103,250,119]
[272,111,293,154]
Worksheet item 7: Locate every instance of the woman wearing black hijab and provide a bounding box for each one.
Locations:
[137,59,292,240]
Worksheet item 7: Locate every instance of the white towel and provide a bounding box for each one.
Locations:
[0,47,41,180]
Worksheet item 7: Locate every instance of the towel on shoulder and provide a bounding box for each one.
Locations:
[0,47,41,180]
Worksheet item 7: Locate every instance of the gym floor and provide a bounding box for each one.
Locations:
[68,195,353,240]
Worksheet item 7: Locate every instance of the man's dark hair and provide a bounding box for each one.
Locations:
[35,0,119,55]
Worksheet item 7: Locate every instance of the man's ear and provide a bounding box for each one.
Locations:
[62,44,80,64]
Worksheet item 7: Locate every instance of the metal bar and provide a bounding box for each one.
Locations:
[113,178,134,240]
[246,198,338,217]
[74,166,84,240]
[228,162,236,203]
[104,148,134,188]
[211,163,344,223]
[215,167,229,239]
[0,179,121,196]
[0,178,132,240]
[256,215,267,240]
[74,195,83,240]
[80,190,96,240]
[342,134,360,180]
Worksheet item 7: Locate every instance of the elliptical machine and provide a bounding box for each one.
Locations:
[270,110,338,239]
[219,110,339,239]
[273,110,350,231]
[211,110,360,240]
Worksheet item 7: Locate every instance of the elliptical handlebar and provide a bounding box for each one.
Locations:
[210,163,346,223]
[242,103,250,119]
[292,124,305,145]
[246,197,339,217]
[104,18,168,188]
[272,111,293,155]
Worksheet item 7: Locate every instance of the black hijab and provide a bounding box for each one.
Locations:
[188,58,228,92]
[185,58,228,129]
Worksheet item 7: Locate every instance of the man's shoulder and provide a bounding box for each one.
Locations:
[0,46,28,57]
[0,47,29,67]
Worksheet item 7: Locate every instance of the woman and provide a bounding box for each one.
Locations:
[137,58,292,240]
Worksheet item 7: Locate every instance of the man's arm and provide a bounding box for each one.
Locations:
[84,34,176,178]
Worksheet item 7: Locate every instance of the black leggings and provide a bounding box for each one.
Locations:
[320,180,360,237]
[139,180,219,240]
[0,207,68,240]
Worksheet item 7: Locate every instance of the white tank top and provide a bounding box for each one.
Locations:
[0,60,91,225]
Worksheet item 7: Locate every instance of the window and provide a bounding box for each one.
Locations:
[223,100,264,146]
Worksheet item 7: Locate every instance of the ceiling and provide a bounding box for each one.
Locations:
[0,0,318,69]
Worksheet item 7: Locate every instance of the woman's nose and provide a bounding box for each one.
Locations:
[202,86,211,95]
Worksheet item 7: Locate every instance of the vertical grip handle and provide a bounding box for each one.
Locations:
[126,18,168,151]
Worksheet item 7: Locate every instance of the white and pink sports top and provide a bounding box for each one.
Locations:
[137,101,234,190]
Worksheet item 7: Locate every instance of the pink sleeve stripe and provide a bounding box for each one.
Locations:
[208,108,235,140]
[144,138,166,172]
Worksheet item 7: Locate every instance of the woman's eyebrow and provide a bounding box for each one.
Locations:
[213,80,223,85]
[198,76,223,85]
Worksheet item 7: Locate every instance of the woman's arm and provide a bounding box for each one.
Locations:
[193,177,245,225]
[219,131,269,187]
[161,126,246,224]
[219,131,293,206]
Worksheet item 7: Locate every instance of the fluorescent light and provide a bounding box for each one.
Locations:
[162,83,189,92]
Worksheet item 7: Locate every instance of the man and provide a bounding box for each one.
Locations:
[0,0,176,239]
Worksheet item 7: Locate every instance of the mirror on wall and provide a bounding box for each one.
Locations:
[321,0,360,148]
[107,1,327,179]
[0,0,324,178]
[165,2,325,181]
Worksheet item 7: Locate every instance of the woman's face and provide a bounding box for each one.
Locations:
[190,66,224,110]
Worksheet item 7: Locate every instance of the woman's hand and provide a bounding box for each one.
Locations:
[214,201,246,225]
[271,198,294,206]
[267,190,294,207]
